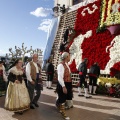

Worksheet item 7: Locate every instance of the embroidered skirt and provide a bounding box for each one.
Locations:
[4,81,30,112]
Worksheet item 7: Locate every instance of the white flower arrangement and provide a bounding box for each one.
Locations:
[69,0,120,75]
[81,4,98,16]
[69,29,120,75]
[101,35,120,74]
[69,30,92,69]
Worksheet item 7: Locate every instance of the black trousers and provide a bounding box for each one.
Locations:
[79,75,87,88]
[27,80,41,105]
[89,76,97,86]
[56,82,72,104]
[47,74,54,81]
[63,35,68,43]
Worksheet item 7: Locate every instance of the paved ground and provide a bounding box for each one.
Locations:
[0,85,120,120]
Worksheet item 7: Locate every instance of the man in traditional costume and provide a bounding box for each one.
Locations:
[26,54,42,109]
[56,52,72,120]
[78,58,91,98]
[89,62,100,95]
[45,59,54,89]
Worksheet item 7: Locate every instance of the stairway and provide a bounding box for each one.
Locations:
[41,9,79,86]
[52,10,77,69]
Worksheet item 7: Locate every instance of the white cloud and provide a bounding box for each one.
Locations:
[30,7,52,17]
[38,19,52,32]
[0,50,6,56]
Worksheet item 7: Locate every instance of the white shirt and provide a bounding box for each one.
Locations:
[57,62,71,87]
[26,62,39,82]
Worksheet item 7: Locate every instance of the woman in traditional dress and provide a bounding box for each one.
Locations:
[4,59,30,114]
[0,61,7,97]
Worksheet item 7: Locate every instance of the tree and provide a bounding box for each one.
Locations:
[8,43,33,61]
[8,43,43,63]
[30,48,43,57]
[17,43,32,61]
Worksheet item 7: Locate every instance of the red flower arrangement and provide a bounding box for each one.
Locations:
[69,59,78,73]
[110,62,120,77]
[68,0,118,73]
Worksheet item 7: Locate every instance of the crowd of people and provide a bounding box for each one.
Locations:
[0,51,100,120]
[78,58,100,98]
[0,54,43,115]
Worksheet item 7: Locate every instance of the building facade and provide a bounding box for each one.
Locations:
[54,0,83,7]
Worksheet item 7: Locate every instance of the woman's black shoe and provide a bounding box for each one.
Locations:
[49,87,53,89]
[78,94,84,97]
[19,111,23,115]
[14,111,23,115]
[30,105,35,109]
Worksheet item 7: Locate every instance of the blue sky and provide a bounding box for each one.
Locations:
[0,0,54,56]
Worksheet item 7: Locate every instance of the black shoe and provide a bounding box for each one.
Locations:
[70,105,73,108]
[49,87,53,89]
[19,111,23,115]
[33,103,39,107]
[14,111,23,115]
[85,96,92,98]
[30,105,35,109]
[78,94,84,97]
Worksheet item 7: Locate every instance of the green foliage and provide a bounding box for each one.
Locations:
[96,24,106,33]
[96,84,108,94]
[96,0,106,33]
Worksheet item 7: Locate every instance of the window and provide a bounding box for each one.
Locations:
[73,0,82,5]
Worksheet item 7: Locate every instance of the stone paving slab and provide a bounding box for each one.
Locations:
[0,86,120,120]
